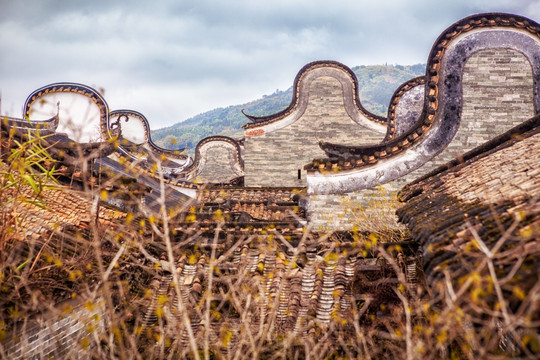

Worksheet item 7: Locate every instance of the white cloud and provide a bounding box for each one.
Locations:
[1,0,538,129]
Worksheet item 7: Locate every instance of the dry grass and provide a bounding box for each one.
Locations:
[0,127,538,359]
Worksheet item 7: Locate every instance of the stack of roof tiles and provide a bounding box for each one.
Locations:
[137,184,417,356]
[140,235,411,355]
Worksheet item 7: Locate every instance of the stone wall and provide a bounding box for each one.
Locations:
[308,49,535,231]
[1,297,105,359]
[244,76,384,187]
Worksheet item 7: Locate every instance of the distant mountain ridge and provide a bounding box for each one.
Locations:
[151,63,425,151]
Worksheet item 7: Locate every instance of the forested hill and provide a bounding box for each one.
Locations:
[151,63,425,150]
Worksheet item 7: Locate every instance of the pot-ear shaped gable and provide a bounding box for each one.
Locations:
[181,135,244,184]
[243,60,386,134]
[306,13,540,194]
[108,109,190,169]
[243,61,388,187]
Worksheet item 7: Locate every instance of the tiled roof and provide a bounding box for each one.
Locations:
[0,126,126,241]
[398,115,539,241]
[140,236,417,350]
[2,114,59,134]
[3,114,194,214]
[403,114,540,188]
[163,178,200,189]
[229,202,299,221]
[109,150,199,189]
[45,134,116,165]
[2,119,116,167]
[171,187,306,235]
[96,157,193,213]
[305,13,540,178]
[397,116,539,313]
[3,183,126,241]
[0,164,135,331]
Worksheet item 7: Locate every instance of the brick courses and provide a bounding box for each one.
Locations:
[309,49,536,230]
[244,76,384,187]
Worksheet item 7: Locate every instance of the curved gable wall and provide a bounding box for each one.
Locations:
[181,136,244,184]
[308,47,536,231]
[394,47,535,188]
[191,143,243,184]
[244,72,385,187]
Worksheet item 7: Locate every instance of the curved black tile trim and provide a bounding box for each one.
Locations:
[24,82,108,138]
[242,60,386,129]
[109,109,188,161]
[307,13,540,194]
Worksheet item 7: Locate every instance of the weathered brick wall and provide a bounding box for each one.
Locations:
[244,76,384,187]
[194,146,241,184]
[308,49,535,231]
[1,297,105,359]
[308,184,405,233]
[394,48,534,187]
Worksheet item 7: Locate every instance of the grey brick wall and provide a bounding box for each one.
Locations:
[244,76,384,187]
[308,184,405,233]
[308,49,535,231]
[1,297,105,359]
[194,146,241,184]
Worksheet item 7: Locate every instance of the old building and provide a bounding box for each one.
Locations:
[1,11,539,360]
[305,13,540,230]
[242,61,387,188]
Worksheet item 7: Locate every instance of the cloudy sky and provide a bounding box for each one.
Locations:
[1,0,539,129]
